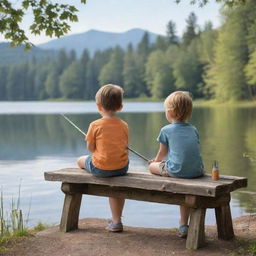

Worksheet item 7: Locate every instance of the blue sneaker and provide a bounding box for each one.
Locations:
[178,224,189,238]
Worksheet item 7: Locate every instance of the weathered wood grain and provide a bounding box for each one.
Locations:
[44,168,247,250]
[215,204,234,240]
[59,183,230,208]
[186,208,206,249]
[60,183,82,232]
[44,168,247,197]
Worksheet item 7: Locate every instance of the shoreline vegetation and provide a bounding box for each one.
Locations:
[9,98,256,107]
[1,2,256,103]
[0,223,46,253]
[1,184,256,254]
[0,188,46,253]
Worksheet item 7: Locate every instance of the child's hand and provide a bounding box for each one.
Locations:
[148,159,155,164]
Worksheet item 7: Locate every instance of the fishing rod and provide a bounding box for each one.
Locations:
[61,114,149,162]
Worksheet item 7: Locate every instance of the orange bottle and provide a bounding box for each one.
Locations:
[212,160,219,181]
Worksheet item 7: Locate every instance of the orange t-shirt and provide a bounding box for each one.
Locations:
[85,117,129,170]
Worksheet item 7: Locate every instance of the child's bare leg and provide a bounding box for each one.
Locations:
[148,162,162,175]
[109,197,125,223]
[180,205,190,226]
[77,155,89,169]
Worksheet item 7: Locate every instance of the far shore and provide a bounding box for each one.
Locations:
[1,98,256,107]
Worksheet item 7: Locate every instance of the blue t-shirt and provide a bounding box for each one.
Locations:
[157,122,204,178]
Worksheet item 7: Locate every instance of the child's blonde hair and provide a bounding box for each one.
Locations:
[95,84,124,112]
[164,91,192,122]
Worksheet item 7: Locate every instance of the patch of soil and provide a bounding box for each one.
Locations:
[2,215,256,256]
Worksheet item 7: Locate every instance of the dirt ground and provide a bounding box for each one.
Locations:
[2,215,256,256]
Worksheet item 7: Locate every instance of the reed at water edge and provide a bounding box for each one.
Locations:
[0,185,31,251]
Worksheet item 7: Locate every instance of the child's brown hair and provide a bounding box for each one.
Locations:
[95,84,124,112]
[164,91,192,122]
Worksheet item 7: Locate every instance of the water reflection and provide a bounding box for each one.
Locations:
[0,105,256,223]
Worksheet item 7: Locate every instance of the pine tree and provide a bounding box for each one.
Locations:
[34,65,49,100]
[6,64,25,100]
[136,32,151,96]
[45,66,60,98]
[173,40,203,98]
[145,50,175,98]
[59,61,83,99]
[153,36,169,51]
[98,47,124,86]
[79,49,90,98]
[0,66,7,100]
[123,44,141,97]
[182,12,198,48]
[85,49,113,99]
[166,20,179,45]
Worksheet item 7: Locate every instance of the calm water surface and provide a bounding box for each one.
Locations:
[0,102,255,228]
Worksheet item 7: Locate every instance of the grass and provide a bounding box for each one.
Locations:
[228,239,256,256]
[0,186,46,253]
[33,222,47,232]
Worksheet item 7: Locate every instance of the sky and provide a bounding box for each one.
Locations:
[21,0,222,45]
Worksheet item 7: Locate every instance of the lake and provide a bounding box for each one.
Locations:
[0,102,255,229]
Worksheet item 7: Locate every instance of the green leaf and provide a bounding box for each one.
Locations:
[22,0,30,9]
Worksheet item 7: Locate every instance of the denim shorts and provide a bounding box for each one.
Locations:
[85,155,129,178]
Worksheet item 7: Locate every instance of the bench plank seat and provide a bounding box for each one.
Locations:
[44,168,247,250]
[45,168,247,197]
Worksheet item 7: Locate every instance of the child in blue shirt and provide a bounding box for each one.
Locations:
[149,91,204,238]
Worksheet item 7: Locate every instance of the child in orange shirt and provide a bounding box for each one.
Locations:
[77,84,129,232]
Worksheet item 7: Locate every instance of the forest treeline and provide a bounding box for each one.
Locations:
[0,0,256,102]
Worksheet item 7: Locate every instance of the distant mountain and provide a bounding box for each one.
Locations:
[0,43,56,65]
[38,28,159,55]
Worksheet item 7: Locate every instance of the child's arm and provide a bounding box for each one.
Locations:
[85,123,96,153]
[154,143,168,162]
[86,141,96,152]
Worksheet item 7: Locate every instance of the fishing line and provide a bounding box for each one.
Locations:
[60,114,149,162]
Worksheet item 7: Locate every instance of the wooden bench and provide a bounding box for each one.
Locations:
[44,168,247,249]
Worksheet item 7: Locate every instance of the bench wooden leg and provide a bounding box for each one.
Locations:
[60,183,82,232]
[215,204,234,240]
[186,208,206,249]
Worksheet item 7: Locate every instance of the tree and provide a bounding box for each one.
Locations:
[6,64,26,100]
[0,0,247,48]
[59,61,83,98]
[0,0,86,49]
[151,67,175,99]
[182,12,198,48]
[34,65,49,100]
[176,0,248,6]
[0,66,8,100]
[98,47,124,86]
[197,22,218,98]
[136,32,151,96]
[80,49,90,98]
[198,22,217,64]
[122,44,141,97]
[173,40,204,98]
[145,50,175,98]
[166,21,179,45]
[245,49,256,98]
[153,36,169,51]
[85,49,113,99]
[45,66,59,98]
[56,49,72,74]
[206,5,249,101]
